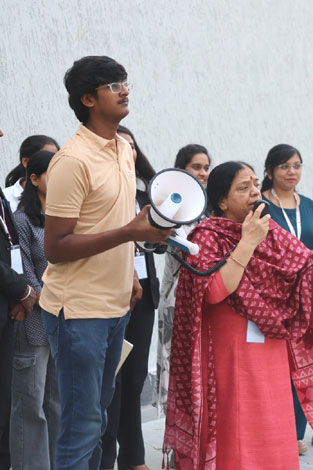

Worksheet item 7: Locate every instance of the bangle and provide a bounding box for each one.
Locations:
[20,285,31,301]
[228,255,246,269]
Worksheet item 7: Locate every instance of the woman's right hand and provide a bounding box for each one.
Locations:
[241,203,271,249]
[219,203,270,294]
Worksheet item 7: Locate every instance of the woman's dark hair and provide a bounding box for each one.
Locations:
[5,135,59,187]
[18,150,55,227]
[174,144,211,169]
[64,55,127,124]
[117,125,155,188]
[261,144,302,192]
[207,161,254,216]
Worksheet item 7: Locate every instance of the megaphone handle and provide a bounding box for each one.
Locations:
[148,209,181,229]
[167,234,199,255]
[135,241,157,253]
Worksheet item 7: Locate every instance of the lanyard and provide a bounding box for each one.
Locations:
[0,199,13,245]
[271,189,301,240]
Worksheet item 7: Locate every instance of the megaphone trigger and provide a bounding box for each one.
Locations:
[166,232,200,255]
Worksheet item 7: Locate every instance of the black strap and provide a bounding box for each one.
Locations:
[168,248,234,277]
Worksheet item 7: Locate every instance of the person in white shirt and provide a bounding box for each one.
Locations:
[4,135,59,212]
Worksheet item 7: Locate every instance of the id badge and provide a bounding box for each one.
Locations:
[246,320,265,344]
[134,254,147,280]
[10,245,24,274]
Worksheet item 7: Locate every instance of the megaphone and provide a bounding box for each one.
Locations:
[138,168,207,255]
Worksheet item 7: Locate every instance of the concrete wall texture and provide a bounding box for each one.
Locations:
[1,0,313,371]
[2,0,313,189]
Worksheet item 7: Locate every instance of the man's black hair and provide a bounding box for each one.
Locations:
[64,56,127,124]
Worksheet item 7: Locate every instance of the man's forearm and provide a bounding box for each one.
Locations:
[45,225,132,264]
[44,206,173,264]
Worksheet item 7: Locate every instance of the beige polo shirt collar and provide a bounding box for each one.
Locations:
[77,124,126,154]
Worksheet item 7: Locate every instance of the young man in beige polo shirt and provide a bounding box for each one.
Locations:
[40,56,172,470]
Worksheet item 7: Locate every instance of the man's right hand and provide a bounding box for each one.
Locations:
[126,205,175,243]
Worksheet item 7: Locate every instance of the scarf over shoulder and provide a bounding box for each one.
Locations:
[163,217,313,470]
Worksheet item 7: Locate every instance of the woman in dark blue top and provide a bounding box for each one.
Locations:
[261,143,313,456]
[261,195,313,249]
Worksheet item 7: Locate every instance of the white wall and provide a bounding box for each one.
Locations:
[1,0,313,371]
[2,0,313,188]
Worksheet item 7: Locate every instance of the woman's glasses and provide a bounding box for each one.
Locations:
[277,163,302,171]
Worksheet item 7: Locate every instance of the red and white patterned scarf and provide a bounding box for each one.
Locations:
[163,217,313,470]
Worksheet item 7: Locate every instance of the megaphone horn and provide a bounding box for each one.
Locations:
[146,168,207,255]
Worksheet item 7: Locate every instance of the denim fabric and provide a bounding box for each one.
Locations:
[42,309,130,470]
[10,321,60,470]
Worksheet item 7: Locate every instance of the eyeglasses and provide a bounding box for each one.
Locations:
[96,81,132,94]
[277,163,303,170]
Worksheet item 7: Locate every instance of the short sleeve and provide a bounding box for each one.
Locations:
[45,156,89,218]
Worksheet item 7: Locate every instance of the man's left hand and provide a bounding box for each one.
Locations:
[129,275,142,312]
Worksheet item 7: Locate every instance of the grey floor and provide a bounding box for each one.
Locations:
[16,374,312,469]
[141,415,313,470]
[140,375,313,469]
